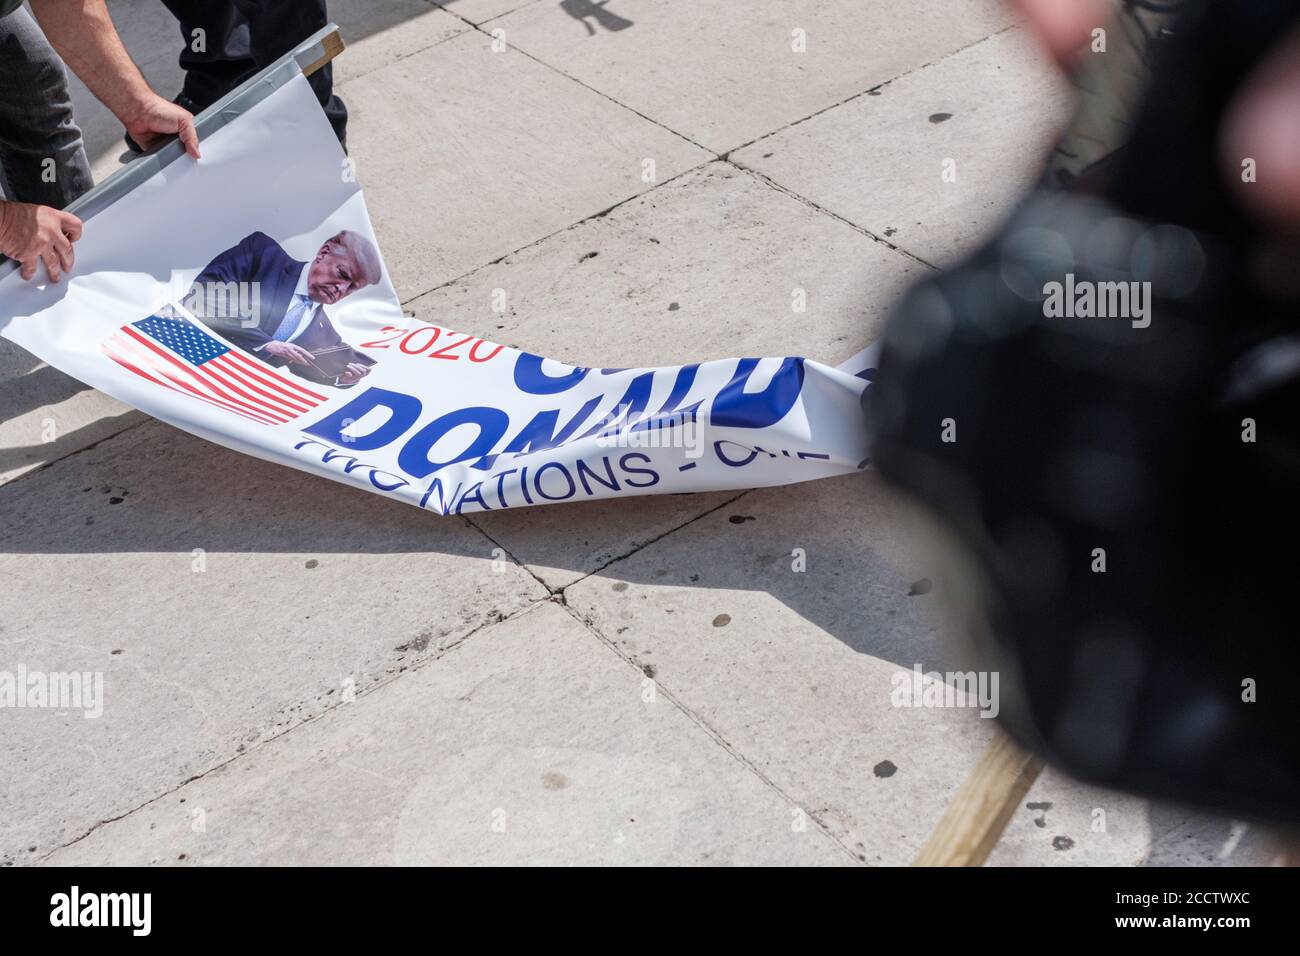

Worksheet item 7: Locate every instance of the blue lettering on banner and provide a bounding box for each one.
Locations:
[398,406,509,479]
[491,395,602,465]
[633,363,701,433]
[299,356,814,490]
[711,357,804,429]
[407,452,667,514]
[576,456,619,495]
[620,452,658,488]
[533,461,577,501]
[577,371,655,440]
[292,438,411,491]
[491,468,518,508]
[513,352,589,394]
[303,386,421,451]
[456,481,490,513]
[715,440,759,467]
[419,475,460,512]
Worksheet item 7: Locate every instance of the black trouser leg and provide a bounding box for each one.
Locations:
[0,7,93,207]
[159,0,255,111]
[161,0,347,144]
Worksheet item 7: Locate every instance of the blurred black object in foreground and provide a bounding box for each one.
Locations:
[867,0,1300,823]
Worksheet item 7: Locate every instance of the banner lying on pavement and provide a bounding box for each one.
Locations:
[0,74,876,516]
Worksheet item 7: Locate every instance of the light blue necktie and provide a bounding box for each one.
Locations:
[271,294,313,342]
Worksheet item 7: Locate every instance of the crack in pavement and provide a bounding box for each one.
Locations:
[461,485,867,865]
[28,597,552,864]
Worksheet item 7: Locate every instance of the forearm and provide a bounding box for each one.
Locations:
[0,200,15,255]
[29,0,153,124]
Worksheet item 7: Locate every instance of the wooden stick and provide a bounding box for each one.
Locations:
[912,730,1043,867]
[301,29,345,78]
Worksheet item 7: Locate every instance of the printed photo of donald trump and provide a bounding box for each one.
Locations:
[184,229,381,388]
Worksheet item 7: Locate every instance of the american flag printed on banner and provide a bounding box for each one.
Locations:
[100,313,328,425]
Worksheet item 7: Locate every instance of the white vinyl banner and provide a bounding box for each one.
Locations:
[0,75,877,516]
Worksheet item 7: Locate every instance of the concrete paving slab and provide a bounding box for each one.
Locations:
[434,0,544,26]
[405,161,924,588]
[408,162,923,368]
[561,470,1259,866]
[331,0,469,87]
[564,471,1000,864]
[69,1,467,181]
[0,346,142,484]
[985,766,1279,867]
[493,0,1014,154]
[466,491,743,593]
[0,420,548,863]
[344,30,711,300]
[40,601,850,865]
[733,28,1073,266]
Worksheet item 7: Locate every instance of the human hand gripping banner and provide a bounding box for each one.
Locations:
[0,74,877,517]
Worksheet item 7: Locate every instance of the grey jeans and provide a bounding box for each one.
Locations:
[0,7,92,209]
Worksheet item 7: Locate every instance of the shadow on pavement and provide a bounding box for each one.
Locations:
[0,415,947,671]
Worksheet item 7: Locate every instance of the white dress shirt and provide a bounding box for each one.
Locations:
[255,265,317,350]
[253,265,355,386]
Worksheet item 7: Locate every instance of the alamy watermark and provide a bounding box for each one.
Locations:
[0,664,103,718]
[890,664,999,718]
[594,406,704,458]
[168,278,263,328]
[1043,273,1151,329]
[50,887,150,936]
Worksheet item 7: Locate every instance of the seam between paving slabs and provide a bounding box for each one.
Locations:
[464,495,865,864]
[462,488,750,596]
[460,511,558,594]
[475,1,548,27]
[554,593,864,865]
[430,0,553,30]
[452,2,1017,164]
[0,413,147,495]
[465,493,868,863]
[722,22,1020,159]
[28,595,552,864]
[429,3,710,154]
[395,156,718,307]
[727,159,941,270]
[387,24,1018,308]
[332,15,473,90]
[723,23,1026,269]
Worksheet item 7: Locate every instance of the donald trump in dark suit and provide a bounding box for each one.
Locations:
[185,229,381,387]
